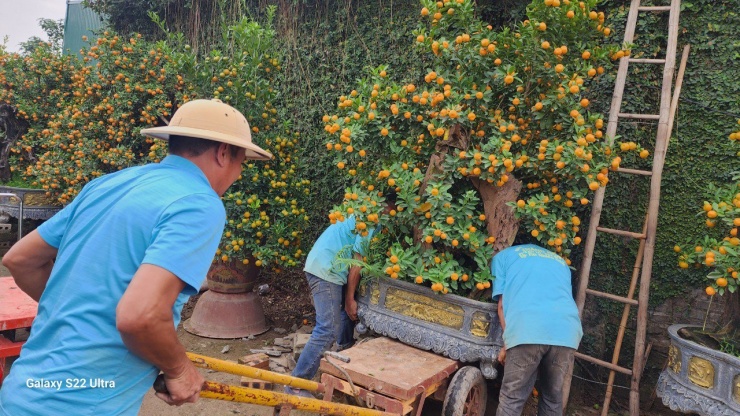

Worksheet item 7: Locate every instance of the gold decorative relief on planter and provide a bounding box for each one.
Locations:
[470,311,491,338]
[667,345,681,373]
[734,375,740,404]
[384,287,464,329]
[370,285,380,305]
[688,357,714,389]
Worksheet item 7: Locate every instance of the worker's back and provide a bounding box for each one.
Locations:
[0,155,224,416]
[491,244,582,350]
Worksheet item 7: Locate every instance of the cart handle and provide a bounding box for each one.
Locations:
[323,351,364,408]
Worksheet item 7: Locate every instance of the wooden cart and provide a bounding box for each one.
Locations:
[154,338,489,416]
[319,337,488,416]
[0,276,38,386]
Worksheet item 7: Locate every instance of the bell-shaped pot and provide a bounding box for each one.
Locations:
[183,258,269,338]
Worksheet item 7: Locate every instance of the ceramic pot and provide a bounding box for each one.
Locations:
[206,257,259,293]
[656,324,740,416]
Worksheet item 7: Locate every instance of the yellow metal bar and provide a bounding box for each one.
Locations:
[199,381,397,416]
[187,352,323,393]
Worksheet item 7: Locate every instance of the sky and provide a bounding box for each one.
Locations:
[0,0,68,52]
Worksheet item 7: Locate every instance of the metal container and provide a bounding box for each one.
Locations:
[355,277,503,379]
[656,324,740,416]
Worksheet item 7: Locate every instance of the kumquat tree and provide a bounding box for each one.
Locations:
[323,0,640,297]
[160,12,310,268]
[153,10,311,270]
[0,42,78,183]
[676,122,740,303]
[0,32,183,205]
[0,11,310,270]
[214,128,310,270]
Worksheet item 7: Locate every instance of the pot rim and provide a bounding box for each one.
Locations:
[667,323,740,366]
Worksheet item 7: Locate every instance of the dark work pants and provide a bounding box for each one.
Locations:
[496,344,575,416]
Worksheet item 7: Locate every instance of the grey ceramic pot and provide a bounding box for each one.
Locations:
[656,324,740,416]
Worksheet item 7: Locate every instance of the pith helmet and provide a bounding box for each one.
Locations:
[141,99,272,160]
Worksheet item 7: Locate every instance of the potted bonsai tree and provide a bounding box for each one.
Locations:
[657,120,740,415]
[320,0,629,380]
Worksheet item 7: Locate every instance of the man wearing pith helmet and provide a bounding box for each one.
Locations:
[0,99,271,415]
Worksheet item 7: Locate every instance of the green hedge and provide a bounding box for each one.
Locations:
[588,0,740,308]
[265,0,740,311]
[266,1,429,239]
[89,0,739,305]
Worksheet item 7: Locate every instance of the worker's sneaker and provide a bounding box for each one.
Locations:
[283,386,315,398]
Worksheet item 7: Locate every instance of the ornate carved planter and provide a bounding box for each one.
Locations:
[355,277,503,379]
[0,185,61,221]
[656,324,740,415]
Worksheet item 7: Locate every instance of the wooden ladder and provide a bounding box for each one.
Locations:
[561,0,687,415]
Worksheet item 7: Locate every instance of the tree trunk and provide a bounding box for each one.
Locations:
[716,291,740,337]
[469,175,522,254]
[416,124,522,252]
[0,103,29,182]
[416,124,470,245]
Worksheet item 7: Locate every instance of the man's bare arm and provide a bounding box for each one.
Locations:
[345,253,364,321]
[497,295,507,364]
[2,230,57,301]
[116,264,204,406]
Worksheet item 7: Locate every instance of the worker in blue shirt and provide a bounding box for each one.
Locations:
[0,99,271,416]
[492,244,582,416]
[287,209,389,396]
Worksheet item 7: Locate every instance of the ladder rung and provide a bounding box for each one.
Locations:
[627,58,666,64]
[618,113,661,120]
[586,288,639,306]
[637,6,672,12]
[597,227,646,239]
[616,167,653,176]
[575,352,633,375]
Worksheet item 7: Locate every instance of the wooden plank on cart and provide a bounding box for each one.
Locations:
[319,337,459,401]
[0,277,37,331]
[322,372,447,415]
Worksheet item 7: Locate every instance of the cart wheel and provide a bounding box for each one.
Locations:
[441,366,487,416]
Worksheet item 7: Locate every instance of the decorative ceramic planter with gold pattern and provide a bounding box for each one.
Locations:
[656,324,740,416]
[355,277,503,379]
[0,185,61,221]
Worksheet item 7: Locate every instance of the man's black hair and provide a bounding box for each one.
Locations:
[168,135,240,158]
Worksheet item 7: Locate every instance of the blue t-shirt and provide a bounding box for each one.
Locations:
[491,244,582,350]
[303,216,372,285]
[0,155,225,416]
